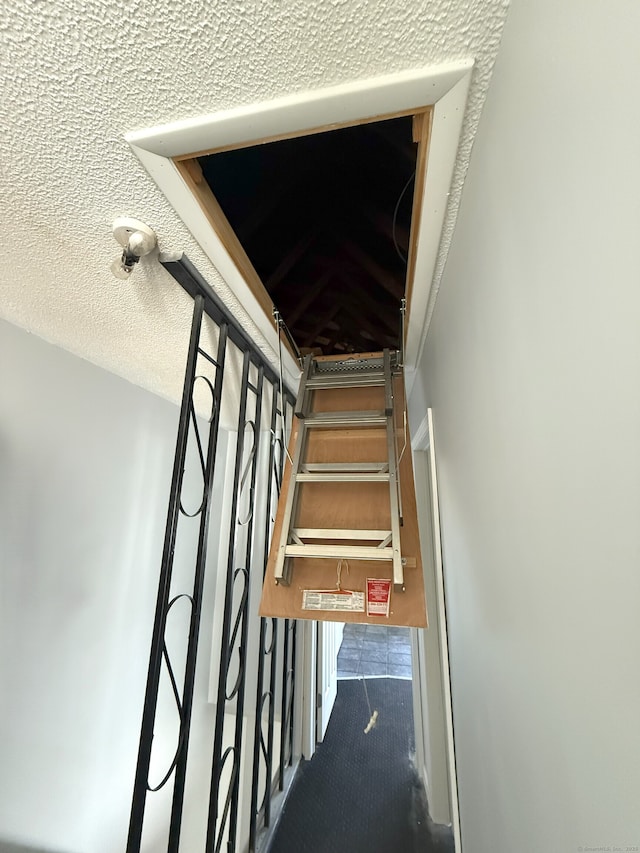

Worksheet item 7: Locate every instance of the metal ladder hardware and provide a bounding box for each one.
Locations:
[273,349,406,590]
[303,411,387,428]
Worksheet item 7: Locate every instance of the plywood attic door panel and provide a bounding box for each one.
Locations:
[259,369,427,627]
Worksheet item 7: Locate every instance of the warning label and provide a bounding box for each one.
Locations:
[302,590,365,612]
[366,578,392,617]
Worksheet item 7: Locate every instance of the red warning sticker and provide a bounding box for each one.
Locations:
[366,578,392,617]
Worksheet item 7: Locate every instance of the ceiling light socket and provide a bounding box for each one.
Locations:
[112,217,157,257]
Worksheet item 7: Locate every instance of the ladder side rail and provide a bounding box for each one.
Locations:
[294,354,314,418]
[273,421,308,584]
[384,350,404,590]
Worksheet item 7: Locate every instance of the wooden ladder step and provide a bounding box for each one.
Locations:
[284,544,396,561]
[292,528,392,541]
[303,410,387,428]
[301,462,388,474]
[305,372,385,390]
[295,472,390,483]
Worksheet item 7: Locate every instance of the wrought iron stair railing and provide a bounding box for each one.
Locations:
[127,254,297,853]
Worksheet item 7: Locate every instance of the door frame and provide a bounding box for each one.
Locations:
[296,619,318,761]
[292,406,462,847]
[316,621,344,743]
[411,408,461,850]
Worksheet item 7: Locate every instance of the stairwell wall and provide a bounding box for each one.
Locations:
[408,1,640,851]
[0,319,231,852]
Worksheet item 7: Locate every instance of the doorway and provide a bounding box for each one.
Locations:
[273,408,461,852]
[336,622,412,679]
[267,616,453,853]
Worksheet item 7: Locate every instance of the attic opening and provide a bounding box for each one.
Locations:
[175,110,430,358]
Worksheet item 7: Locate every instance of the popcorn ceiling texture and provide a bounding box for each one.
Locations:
[0,0,510,405]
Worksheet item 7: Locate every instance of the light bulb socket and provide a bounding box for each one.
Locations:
[122,248,141,269]
[110,249,141,280]
[111,218,157,279]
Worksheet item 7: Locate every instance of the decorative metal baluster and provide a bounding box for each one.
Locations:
[264,390,287,823]
[279,400,297,790]
[227,365,264,852]
[284,399,298,782]
[206,350,252,853]
[248,380,282,851]
[167,323,229,851]
[127,295,207,852]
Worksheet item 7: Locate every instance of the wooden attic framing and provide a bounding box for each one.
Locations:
[174,107,432,358]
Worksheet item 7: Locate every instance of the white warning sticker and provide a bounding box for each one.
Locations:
[302,590,365,612]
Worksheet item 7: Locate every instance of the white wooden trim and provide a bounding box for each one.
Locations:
[255,760,300,853]
[404,73,472,378]
[127,62,473,376]
[426,409,462,851]
[127,62,471,157]
[292,622,305,765]
[316,621,340,743]
[411,410,432,452]
[410,626,429,797]
[298,619,317,761]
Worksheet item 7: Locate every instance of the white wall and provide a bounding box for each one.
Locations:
[411,448,452,827]
[409,2,640,851]
[0,319,229,852]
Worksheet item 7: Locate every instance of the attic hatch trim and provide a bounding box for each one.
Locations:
[127,61,474,390]
[174,109,430,360]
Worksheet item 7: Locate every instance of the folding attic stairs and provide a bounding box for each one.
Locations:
[260,350,427,628]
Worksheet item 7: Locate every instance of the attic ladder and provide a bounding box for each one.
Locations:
[273,349,405,590]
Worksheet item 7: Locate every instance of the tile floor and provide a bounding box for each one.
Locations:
[337,623,412,678]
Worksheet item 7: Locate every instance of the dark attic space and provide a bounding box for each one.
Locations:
[198,115,418,356]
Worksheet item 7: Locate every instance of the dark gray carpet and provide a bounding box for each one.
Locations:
[268,678,453,853]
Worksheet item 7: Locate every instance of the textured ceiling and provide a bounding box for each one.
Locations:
[0,0,509,406]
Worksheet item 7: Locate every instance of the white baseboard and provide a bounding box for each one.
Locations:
[253,760,300,853]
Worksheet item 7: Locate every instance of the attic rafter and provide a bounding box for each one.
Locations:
[333,315,375,352]
[264,231,317,293]
[360,206,410,254]
[341,301,398,349]
[302,303,342,348]
[336,274,401,334]
[338,314,386,352]
[315,284,388,353]
[343,241,404,301]
[283,270,333,328]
